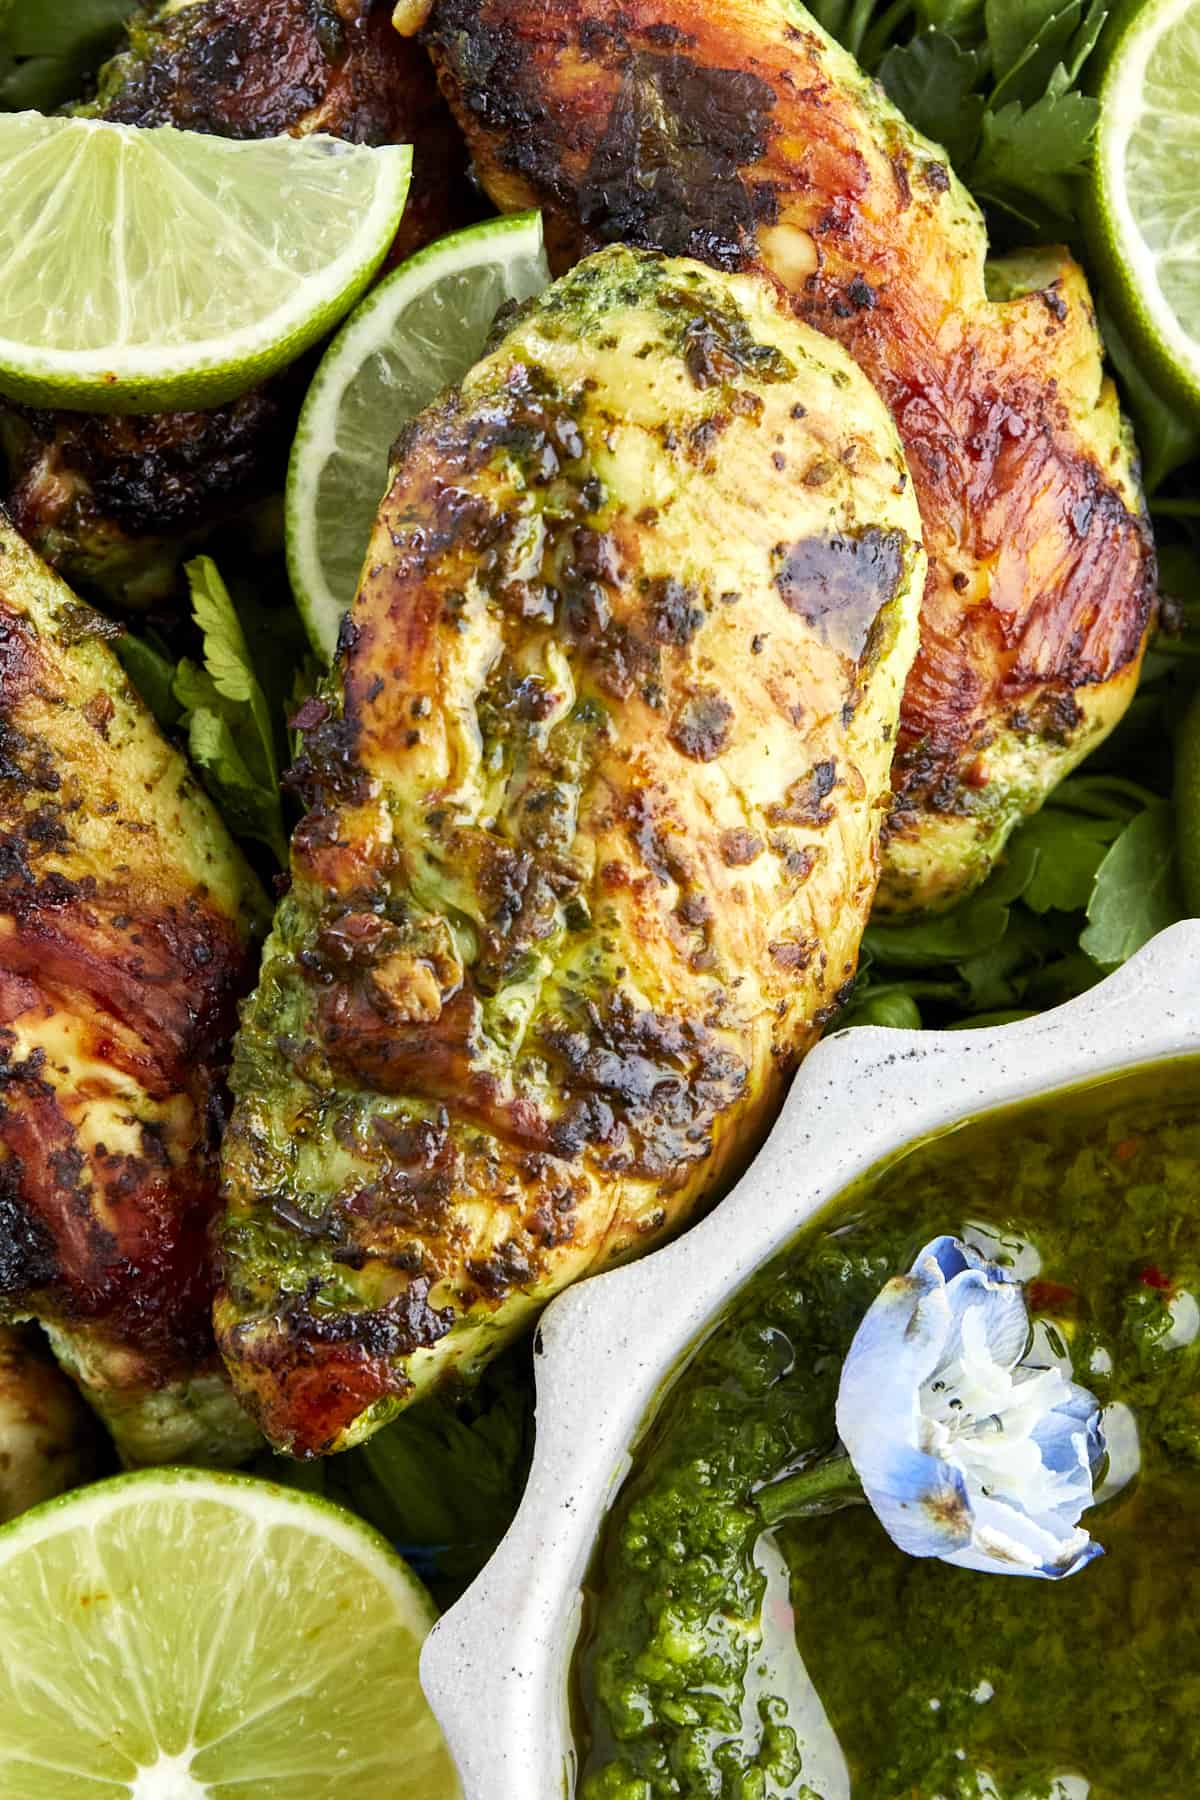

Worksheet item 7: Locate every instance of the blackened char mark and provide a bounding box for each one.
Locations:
[767,760,839,827]
[101,0,335,136]
[0,1163,59,1297]
[542,996,746,1183]
[578,54,779,269]
[775,527,908,660]
[669,688,733,761]
[283,1276,456,1361]
[7,384,296,538]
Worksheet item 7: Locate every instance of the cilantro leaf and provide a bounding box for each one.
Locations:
[1011,807,1122,914]
[172,557,288,864]
[914,0,987,33]
[972,86,1099,217]
[878,31,986,167]
[186,555,278,775]
[986,0,1083,100]
[828,0,1109,230]
[114,627,182,733]
[862,889,1011,968]
[1080,804,1186,966]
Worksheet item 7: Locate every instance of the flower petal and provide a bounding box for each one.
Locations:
[1029,1404,1097,1487]
[936,1269,1029,1381]
[836,1273,949,1466]
[853,1441,973,1559]
[943,1494,1102,1580]
[919,1235,976,1283]
[1046,1380,1108,1479]
[920,1233,1016,1289]
[837,1230,1106,1581]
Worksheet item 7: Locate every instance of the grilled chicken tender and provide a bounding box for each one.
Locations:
[413,0,1157,913]
[0,520,267,1464]
[0,0,475,611]
[0,1325,98,1521]
[217,246,925,1456]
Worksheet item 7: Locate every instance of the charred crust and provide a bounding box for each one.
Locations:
[279,1275,456,1361]
[719,828,764,867]
[669,688,734,761]
[286,710,367,811]
[467,1237,534,1297]
[541,995,746,1181]
[577,53,779,269]
[767,760,839,827]
[767,937,816,971]
[100,0,336,136]
[0,1158,59,1296]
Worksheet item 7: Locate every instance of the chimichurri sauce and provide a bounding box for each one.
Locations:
[574,1062,1200,1799]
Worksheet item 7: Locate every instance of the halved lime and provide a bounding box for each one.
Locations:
[1092,0,1200,415]
[0,1468,461,1798]
[0,114,412,414]
[286,210,550,659]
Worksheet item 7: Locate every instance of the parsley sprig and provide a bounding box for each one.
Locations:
[118,557,304,868]
[812,0,1108,232]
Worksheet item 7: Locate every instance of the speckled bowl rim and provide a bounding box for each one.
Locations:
[422,919,1200,1798]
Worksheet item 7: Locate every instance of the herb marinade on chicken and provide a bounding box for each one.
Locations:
[0,519,267,1463]
[410,0,1158,914]
[217,246,925,1456]
[0,0,476,611]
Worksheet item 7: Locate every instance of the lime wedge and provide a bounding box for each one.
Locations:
[0,1468,461,1799]
[286,210,550,659]
[0,114,412,414]
[1092,0,1200,414]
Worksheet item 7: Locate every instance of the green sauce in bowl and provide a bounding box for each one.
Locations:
[574,1060,1200,1798]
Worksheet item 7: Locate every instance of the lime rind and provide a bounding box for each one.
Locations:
[0,116,413,414]
[0,1465,433,1610]
[286,210,550,659]
[1093,0,1200,417]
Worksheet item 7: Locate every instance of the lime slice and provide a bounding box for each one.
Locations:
[0,1468,461,1799]
[286,210,550,658]
[0,114,412,414]
[1092,0,1200,415]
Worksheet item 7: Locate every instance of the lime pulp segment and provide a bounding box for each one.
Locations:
[1095,0,1200,411]
[0,115,412,413]
[286,210,551,659]
[0,1468,461,1798]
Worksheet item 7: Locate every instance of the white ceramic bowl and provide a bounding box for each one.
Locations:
[422,919,1200,1798]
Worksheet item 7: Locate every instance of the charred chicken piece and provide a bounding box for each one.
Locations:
[1,0,476,612]
[217,245,925,1455]
[0,519,267,1463]
[414,0,1157,912]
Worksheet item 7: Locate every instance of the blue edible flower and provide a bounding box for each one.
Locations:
[835,1236,1106,1579]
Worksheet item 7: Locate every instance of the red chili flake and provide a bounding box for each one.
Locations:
[1139,1266,1173,1291]
[1026,1280,1077,1311]
[1113,1137,1141,1162]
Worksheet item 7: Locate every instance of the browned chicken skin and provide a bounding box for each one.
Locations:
[0,521,267,1462]
[414,0,1157,911]
[1,0,477,611]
